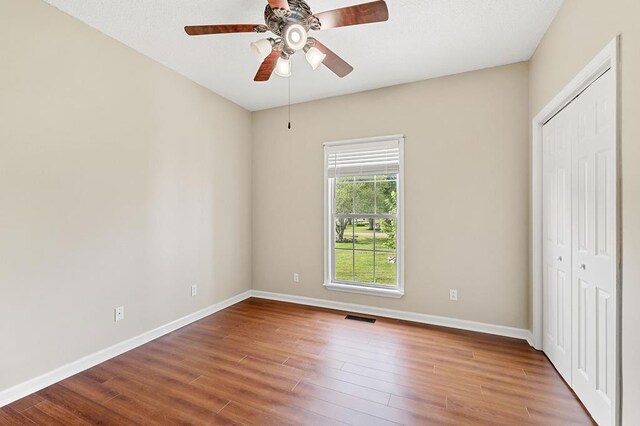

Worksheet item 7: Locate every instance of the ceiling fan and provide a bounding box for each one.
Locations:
[184,0,389,82]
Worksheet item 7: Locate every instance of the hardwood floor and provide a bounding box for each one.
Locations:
[2,298,594,425]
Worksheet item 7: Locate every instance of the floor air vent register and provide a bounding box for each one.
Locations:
[345,315,376,323]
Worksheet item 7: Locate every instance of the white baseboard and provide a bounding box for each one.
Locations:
[526,330,536,349]
[251,290,532,342]
[0,290,252,408]
[1,288,535,408]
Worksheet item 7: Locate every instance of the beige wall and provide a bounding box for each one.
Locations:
[4,0,636,419]
[0,0,252,392]
[252,63,530,329]
[529,0,640,423]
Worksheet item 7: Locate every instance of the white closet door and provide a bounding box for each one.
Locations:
[542,100,574,383]
[571,69,616,426]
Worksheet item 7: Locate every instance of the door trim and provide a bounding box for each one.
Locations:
[531,36,620,425]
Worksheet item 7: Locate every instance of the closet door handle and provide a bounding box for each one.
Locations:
[579,264,587,270]
[557,256,563,262]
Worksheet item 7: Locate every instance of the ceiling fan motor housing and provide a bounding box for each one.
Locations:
[264,0,321,37]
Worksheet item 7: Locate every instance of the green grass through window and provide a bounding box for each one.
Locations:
[335,223,396,286]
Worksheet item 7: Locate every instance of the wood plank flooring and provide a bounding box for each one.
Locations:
[2,298,595,425]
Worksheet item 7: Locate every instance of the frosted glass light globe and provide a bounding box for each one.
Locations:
[305,46,326,70]
[250,39,273,62]
[274,56,291,78]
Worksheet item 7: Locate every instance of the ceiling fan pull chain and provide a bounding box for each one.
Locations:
[288,60,292,130]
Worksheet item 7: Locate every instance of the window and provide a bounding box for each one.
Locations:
[324,136,404,298]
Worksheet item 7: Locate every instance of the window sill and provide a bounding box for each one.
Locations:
[324,282,404,299]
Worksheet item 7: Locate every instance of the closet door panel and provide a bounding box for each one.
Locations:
[542,103,574,383]
[571,69,616,426]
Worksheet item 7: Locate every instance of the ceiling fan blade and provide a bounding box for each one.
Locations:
[184,24,261,36]
[312,40,353,78]
[267,0,290,11]
[314,0,389,30]
[254,50,281,82]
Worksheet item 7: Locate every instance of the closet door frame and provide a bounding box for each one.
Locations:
[531,37,620,425]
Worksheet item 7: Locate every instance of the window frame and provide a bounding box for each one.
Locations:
[323,135,405,298]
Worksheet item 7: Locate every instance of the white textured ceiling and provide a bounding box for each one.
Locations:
[42,0,563,111]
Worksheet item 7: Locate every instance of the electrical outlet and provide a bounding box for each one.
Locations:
[293,273,300,283]
[191,285,197,297]
[449,289,458,301]
[114,306,124,322]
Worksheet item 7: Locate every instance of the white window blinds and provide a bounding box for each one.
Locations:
[325,138,400,179]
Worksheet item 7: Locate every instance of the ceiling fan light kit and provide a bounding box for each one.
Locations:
[184,0,389,82]
[250,38,275,61]
[305,46,326,70]
[283,23,308,51]
[274,55,292,77]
